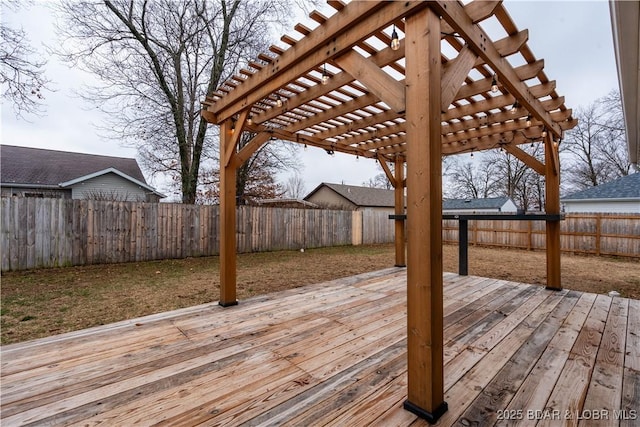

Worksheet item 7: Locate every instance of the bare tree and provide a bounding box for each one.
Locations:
[562,90,630,191]
[1,0,50,118]
[54,0,307,204]
[196,133,298,205]
[83,189,144,202]
[483,144,550,211]
[236,134,296,205]
[363,173,392,190]
[445,157,499,199]
[284,173,307,199]
[445,145,547,211]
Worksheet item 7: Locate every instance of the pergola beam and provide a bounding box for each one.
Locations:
[454,60,544,101]
[252,41,407,126]
[344,104,570,154]
[247,123,375,159]
[232,132,272,168]
[376,127,544,158]
[335,50,406,113]
[223,109,249,167]
[250,28,529,135]
[208,1,427,124]
[316,80,555,148]
[443,81,555,121]
[285,93,381,133]
[377,155,396,186]
[504,143,546,175]
[432,0,562,137]
[316,110,400,140]
[441,45,478,110]
[475,29,529,66]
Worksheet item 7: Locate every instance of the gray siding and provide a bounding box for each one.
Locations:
[70,173,152,202]
[306,186,357,210]
[1,187,71,199]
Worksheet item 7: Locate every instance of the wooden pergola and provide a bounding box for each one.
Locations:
[202,1,577,422]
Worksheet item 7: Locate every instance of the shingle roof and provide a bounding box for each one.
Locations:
[561,173,640,200]
[306,183,398,207]
[443,196,512,210]
[0,145,148,187]
[305,183,513,210]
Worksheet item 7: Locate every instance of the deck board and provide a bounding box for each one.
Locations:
[1,269,637,426]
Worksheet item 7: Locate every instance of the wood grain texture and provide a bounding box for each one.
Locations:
[1,198,638,272]
[1,271,636,426]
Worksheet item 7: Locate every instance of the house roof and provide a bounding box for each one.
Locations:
[305,183,397,208]
[1,145,148,187]
[443,196,513,210]
[561,173,640,201]
[306,183,513,210]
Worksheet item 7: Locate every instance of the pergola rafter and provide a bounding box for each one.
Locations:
[202,0,577,422]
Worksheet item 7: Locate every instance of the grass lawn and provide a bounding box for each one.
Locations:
[1,244,638,345]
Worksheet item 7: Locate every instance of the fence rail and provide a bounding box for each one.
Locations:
[443,213,640,258]
[1,198,638,271]
[0,199,356,271]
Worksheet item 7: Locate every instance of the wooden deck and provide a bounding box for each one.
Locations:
[1,269,638,426]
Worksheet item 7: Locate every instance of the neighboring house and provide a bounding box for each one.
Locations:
[443,196,518,214]
[0,145,165,202]
[561,173,640,213]
[304,183,398,212]
[304,183,517,214]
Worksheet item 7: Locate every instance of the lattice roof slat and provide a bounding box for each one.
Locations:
[203,0,577,161]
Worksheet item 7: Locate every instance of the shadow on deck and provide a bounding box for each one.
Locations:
[1,269,638,426]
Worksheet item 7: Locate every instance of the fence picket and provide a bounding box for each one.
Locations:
[1,197,638,271]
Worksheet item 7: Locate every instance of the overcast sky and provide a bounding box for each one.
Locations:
[1,1,619,200]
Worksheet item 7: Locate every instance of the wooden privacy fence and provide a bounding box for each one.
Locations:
[0,198,353,271]
[443,213,640,258]
[1,197,639,271]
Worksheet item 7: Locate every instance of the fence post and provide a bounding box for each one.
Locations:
[352,210,363,246]
[595,214,601,256]
[3,203,640,272]
[472,221,477,246]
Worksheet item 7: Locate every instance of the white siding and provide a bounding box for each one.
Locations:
[500,199,518,212]
[562,200,640,213]
[70,173,151,202]
[443,207,502,214]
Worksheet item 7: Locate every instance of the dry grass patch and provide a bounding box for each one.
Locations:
[1,244,638,344]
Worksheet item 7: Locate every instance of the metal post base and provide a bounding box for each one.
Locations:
[218,300,238,307]
[403,400,448,424]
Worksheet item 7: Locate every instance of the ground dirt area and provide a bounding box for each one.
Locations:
[1,244,638,344]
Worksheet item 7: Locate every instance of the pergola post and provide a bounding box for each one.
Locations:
[394,156,406,267]
[544,133,562,290]
[219,119,238,306]
[403,6,448,423]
